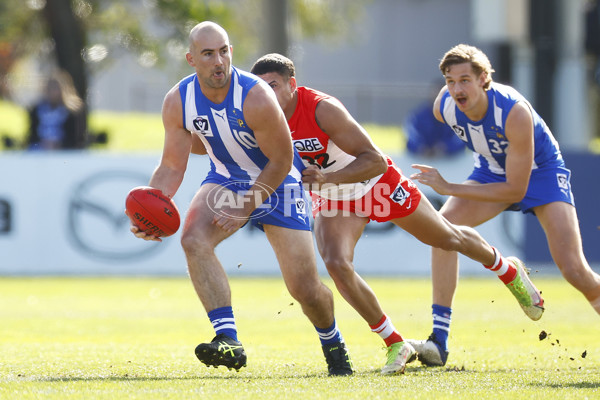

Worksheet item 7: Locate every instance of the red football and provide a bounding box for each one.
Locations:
[125,186,181,237]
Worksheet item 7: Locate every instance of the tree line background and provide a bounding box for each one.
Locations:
[0,0,369,146]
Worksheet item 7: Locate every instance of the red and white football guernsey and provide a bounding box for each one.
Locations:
[288,87,383,201]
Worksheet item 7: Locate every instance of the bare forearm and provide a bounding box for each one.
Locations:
[447,181,525,203]
[324,151,387,184]
[148,165,185,198]
[241,160,289,214]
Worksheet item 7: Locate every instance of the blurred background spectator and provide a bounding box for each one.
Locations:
[26,70,86,150]
[586,0,600,146]
[403,86,466,158]
[586,0,600,83]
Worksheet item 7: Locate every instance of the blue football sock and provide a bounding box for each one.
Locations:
[315,319,343,345]
[207,306,238,341]
[432,304,452,351]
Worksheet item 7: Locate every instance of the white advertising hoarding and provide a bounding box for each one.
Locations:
[0,151,523,276]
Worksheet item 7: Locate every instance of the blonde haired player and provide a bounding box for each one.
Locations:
[408,44,600,366]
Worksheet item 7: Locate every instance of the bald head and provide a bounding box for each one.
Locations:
[189,21,229,51]
[186,21,233,94]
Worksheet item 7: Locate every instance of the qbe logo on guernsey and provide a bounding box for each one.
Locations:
[293,137,324,152]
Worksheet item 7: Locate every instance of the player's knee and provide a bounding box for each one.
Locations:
[180,229,212,256]
[323,256,354,279]
[288,280,326,307]
[559,263,594,292]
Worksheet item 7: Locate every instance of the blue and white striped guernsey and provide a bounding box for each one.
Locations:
[440,82,564,175]
[178,66,305,188]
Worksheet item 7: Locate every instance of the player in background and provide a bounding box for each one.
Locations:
[250,53,544,375]
[129,22,353,376]
[408,44,600,366]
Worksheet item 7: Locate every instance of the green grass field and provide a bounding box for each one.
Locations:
[1,276,598,399]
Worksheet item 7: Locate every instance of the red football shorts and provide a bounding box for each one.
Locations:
[311,157,422,222]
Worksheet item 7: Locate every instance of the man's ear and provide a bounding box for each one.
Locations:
[479,72,488,87]
[289,76,297,91]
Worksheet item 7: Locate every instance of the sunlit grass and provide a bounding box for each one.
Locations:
[0,276,598,399]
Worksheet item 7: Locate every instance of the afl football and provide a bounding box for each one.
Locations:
[125,186,180,237]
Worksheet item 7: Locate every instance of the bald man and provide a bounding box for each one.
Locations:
[128,21,353,376]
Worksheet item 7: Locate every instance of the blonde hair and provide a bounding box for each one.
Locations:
[439,44,495,90]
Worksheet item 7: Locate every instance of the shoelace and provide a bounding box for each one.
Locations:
[384,343,404,364]
[217,341,244,357]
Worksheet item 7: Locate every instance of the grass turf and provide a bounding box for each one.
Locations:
[0,276,598,399]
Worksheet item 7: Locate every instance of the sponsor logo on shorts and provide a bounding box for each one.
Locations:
[295,198,306,215]
[390,183,409,206]
[312,196,328,213]
[557,173,569,190]
[557,173,571,198]
[313,182,416,219]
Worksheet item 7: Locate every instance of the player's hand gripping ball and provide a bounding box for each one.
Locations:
[125,186,180,237]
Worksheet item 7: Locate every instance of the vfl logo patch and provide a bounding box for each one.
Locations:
[295,198,306,215]
[451,125,467,141]
[193,115,213,137]
[390,183,409,206]
[557,173,569,190]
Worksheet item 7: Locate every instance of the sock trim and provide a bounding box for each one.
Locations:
[484,247,501,269]
[208,306,238,340]
[316,320,343,345]
[370,314,403,346]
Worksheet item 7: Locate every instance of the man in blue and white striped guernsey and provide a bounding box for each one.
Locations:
[128,21,352,376]
[408,44,600,366]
